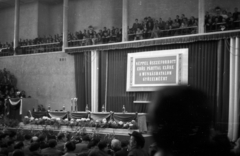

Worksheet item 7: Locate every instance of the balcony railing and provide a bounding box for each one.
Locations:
[18,42,62,55]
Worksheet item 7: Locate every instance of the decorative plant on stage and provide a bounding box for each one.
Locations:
[23,116,139,130]
[23,116,30,125]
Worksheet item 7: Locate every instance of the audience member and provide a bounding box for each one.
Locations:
[111,139,121,153]
[97,141,109,156]
[56,133,66,152]
[148,86,232,156]
[88,138,101,156]
[115,140,129,156]
[12,150,25,156]
[41,139,62,156]
[29,142,42,156]
[14,141,24,150]
[63,141,76,156]
[128,131,148,156]
[74,135,90,153]
[38,135,48,149]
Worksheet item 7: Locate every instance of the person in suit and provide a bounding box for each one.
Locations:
[41,139,62,156]
[115,140,129,156]
[73,135,90,154]
[127,131,148,156]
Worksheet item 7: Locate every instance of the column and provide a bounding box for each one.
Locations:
[91,50,99,112]
[122,0,128,42]
[13,0,20,55]
[198,0,205,33]
[228,37,240,141]
[62,0,69,49]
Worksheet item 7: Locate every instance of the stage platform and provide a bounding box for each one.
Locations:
[0,124,153,151]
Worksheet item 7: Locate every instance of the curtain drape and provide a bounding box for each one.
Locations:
[216,39,230,134]
[102,41,219,124]
[74,52,91,111]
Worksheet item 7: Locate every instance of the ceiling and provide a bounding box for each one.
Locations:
[0,0,62,9]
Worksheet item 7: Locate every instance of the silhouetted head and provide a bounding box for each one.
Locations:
[148,86,211,155]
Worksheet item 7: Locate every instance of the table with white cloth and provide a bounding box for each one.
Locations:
[29,111,148,132]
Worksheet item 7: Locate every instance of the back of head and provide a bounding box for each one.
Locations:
[121,140,129,148]
[98,140,108,151]
[65,141,76,152]
[111,139,121,150]
[24,134,32,141]
[48,139,57,148]
[148,86,211,154]
[82,135,90,142]
[38,135,46,142]
[9,131,16,139]
[12,150,25,156]
[57,133,65,141]
[14,141,24,150]
[129,131,145,148]
[29,142,40,152]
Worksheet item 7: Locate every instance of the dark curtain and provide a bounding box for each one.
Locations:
[74,52,91,111]
[216,39,230,133]
[101,41,220,121]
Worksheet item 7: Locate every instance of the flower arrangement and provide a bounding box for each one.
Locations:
[23,116,138,130]
[23,116,30,125]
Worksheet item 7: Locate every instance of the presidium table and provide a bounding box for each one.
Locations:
[29,111,148,133]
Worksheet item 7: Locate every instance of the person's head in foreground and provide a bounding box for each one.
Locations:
[148,86,231,156]
[129,131,145,150]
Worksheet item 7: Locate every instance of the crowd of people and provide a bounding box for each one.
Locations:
[205,7,240,32]
[67,26,122,47]
[128,15,198,41]
[0,6,240,56]
[0,129,153,156]
[0,86,240,156]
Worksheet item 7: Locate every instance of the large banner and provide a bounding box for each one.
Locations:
[126,49,188,91]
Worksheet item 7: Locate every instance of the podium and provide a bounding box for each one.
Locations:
[6,98,38,120]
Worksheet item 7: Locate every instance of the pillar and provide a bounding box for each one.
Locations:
[63,0,68,49]
[198,0,205,33]
[228,37,240,141]
[91,50,99,112]
[122,0,128,42]
[13,0,20,55]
